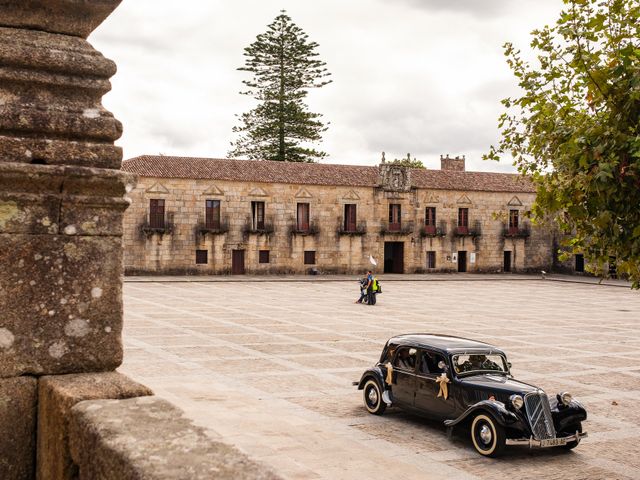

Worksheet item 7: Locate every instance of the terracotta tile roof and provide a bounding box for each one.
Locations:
[121,155,535,193]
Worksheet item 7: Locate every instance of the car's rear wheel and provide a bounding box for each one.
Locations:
[561,423,582,450]
[363,378,386,415]
[470,413,505,457]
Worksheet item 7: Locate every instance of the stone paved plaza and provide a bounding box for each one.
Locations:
[121,278,640,479]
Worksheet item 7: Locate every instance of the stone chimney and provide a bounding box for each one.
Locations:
[440,154,466,172]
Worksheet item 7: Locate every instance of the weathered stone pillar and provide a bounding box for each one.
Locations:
[0,2,129,478]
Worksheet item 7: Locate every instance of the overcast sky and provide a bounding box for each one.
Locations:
[91,0,563,173]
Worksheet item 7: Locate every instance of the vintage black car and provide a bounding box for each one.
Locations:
[356,334,587,456]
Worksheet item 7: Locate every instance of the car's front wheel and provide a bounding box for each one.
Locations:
[363,378,386,415]
[470,413,505,457]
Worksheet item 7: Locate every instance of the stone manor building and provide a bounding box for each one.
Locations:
[121,155,555,275]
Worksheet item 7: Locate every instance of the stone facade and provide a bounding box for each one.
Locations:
[122,155,554,275]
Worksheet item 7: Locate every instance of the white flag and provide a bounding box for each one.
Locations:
[369,255,377,266]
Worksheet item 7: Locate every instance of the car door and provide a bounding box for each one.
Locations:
[391,346,417,407]
[414,349,456,419]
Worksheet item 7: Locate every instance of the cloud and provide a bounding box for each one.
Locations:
[90,0,562,174]
[393,0,516,18]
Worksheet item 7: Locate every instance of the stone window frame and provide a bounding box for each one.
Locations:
[457,207,469,229]
[304,251,316,265]
[296,203,310,232]
[251,201,266,230]
[508,209,519,230]
[344,204,357,232]
[388,204,402,232]
[149,199,165,229]
[205,199,221,230]
[195,249,208,265]
[425,207,436,227]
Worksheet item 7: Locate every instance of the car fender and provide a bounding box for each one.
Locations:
[357,367,386,390]
[444,400,521,429]
[553,399,587,432]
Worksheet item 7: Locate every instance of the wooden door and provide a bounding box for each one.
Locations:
[384,242,404,274]
[458,251,467,273]
[503,251,512,272]
[232,250,245,275]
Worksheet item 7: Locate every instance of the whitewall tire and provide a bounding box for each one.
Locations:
[363,379,386,415]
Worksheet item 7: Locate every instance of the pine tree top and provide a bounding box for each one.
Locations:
[230,10,332,163]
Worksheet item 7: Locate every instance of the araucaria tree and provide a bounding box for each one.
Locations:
[487,0,640,287]
[229,11,332,162]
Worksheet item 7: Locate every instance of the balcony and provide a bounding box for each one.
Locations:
[141,212,173,236]
[453,220,481,237]
[420,221,447,238]
[290,222,320,237]
[243,222,274,236]
[337,222,367,236]
[197,219,229,236]
[503,224,530,238]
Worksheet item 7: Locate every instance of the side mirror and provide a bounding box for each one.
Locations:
[507,362,512,369]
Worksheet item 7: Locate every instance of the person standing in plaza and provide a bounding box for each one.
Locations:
[355,276,368,303]
[366,270,376,305]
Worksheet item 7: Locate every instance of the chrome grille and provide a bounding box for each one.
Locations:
[524,391,556,440]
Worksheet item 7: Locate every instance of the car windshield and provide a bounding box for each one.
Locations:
[452,353,508,376]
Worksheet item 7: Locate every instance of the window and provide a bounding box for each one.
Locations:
[427,251,436,269]
[251,201,265,230]
[418,350,446,375]
[389,204,401,231]
[149,199,165,229]
[393,346,416,371]
[297,203,310,232]
[458,208,469,228]
[344,204,357,232]
[575,254,584,273]
[195,250,208,265]
[425,207,436,226]
[304,251,316,265]
[425,207,436,234]
[508,209,519,233]
[205,200,220,229]
[259,250,270,264]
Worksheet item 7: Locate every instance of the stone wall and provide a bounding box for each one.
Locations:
[123,176,554,275]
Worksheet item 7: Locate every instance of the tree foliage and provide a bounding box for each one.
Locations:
[390,153,425,169]
[486,0,640,287]
[229,11,332,163]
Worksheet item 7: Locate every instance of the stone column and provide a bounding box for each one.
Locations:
[0,2,129,478]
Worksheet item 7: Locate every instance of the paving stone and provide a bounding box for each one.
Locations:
[120,279,640,479]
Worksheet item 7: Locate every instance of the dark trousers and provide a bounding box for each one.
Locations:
[367,288,376,305]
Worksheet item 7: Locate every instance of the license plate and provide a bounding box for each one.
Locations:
[540,437,567,447]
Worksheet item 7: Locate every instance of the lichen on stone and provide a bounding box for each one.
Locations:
[64,319,90,338]
[48,341,67,359]
[0,201,20,229]
[0,328,15,349]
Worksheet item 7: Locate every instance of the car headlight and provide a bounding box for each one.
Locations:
[558,391,573,406]
[510,394,524,410]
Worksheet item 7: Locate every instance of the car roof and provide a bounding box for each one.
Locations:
[387,334,505,354]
